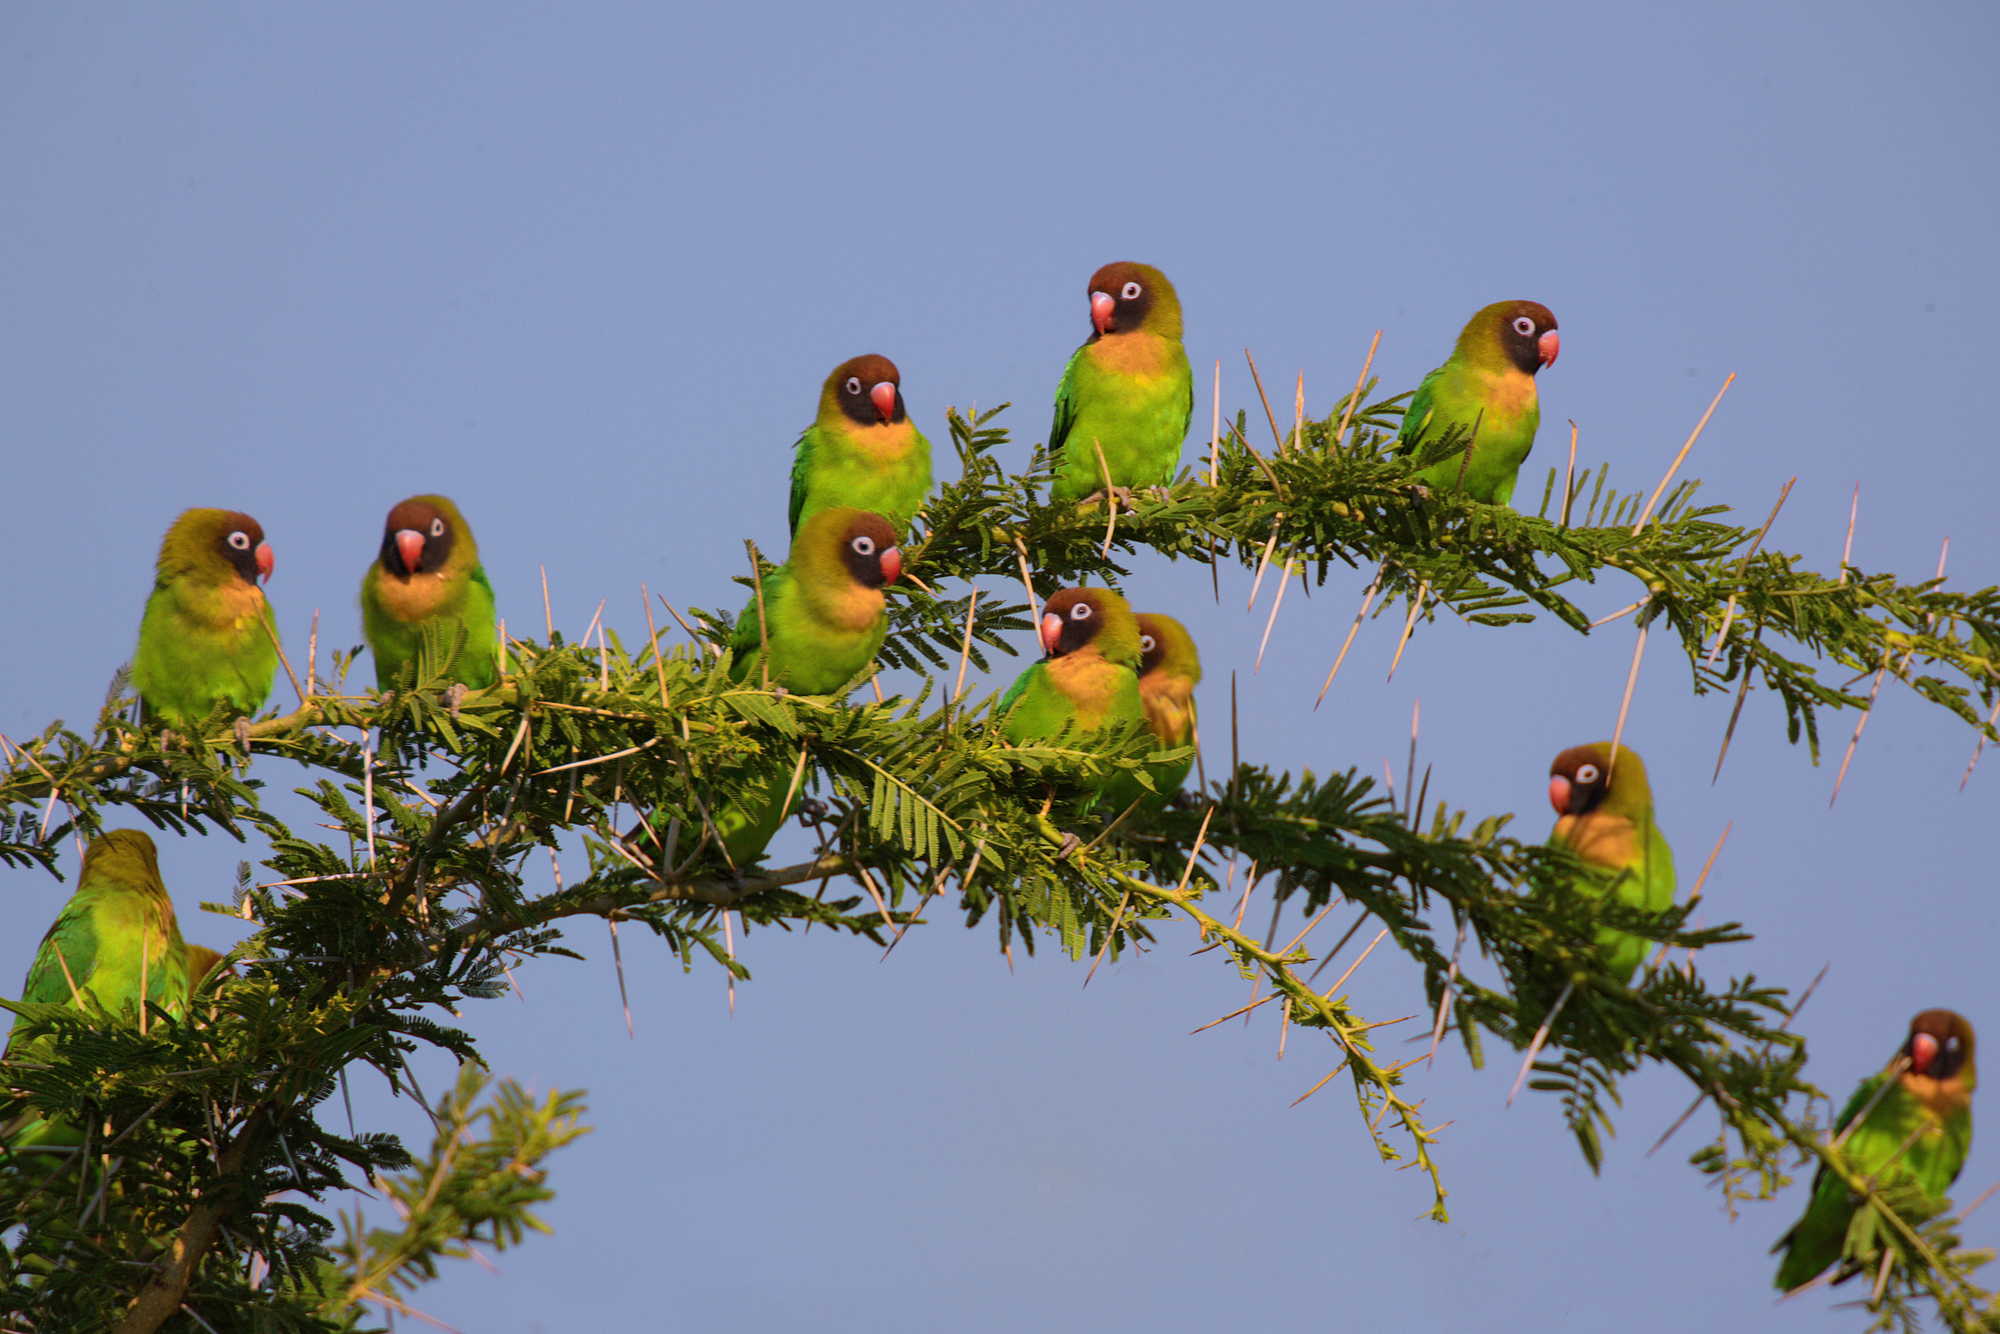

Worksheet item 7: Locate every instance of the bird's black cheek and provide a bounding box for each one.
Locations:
[1058,620,1098,656]
[428,526,455,570]
[377,534,408,577]
[839,392,877,428]
[1120,290,1153,331]
[841,548,879,586]
[222,542,261,585]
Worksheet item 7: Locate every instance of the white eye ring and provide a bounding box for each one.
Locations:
[1140,634,1156,653]
[844,376,863,395]
[227,530,252,550]
[1070,602,1093,621]
[1946,1036,1963,1053]
[1574,763,1601,784]
[429,518,445,538]
[1120,280,1142,301]
[850,535,876,556]
[1512,315,1536,337]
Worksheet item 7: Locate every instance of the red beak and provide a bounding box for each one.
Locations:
[255,542,275,584]
[1090,290,1114,336]
[1547,774,1572,816]
[879,545,903,585]
[870,380,899,423]
[395,528,426,575]
[1910,1030,1940,1076]
[1039,611,1064,656]
[1538,329,1561,369]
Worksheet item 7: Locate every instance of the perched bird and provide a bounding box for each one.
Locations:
[129,508,278,728]
[360,494,499,691]
[1773,1010,1977,1291]
[712,508,902,866]
[1134,612,1202,804]
[999,588,1149,813]
[3,831,193,1161]
[1047,262,1193,504]
[789,355,932,538]
[1545,742,1676,982]
[1397,300,1560,506]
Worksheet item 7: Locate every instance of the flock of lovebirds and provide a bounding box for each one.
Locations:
[2,263,1976,1296]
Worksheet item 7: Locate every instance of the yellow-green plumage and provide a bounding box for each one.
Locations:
[789,355,931,537]
[1048,263,1193,502]
[129,508,279,728]
[1773,1011,1976,1290]
[360,494,499,690]
[1398,300,1559,506]
[1135,612,1201,806]
[1000,588,1149,813]
[1545,742,1675,982]
[712,509,902,866]
[3,830,192,1162]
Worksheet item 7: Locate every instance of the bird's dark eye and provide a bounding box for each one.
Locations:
[227,531,252,551]
[1140,634,1156,653]
[1120,280,1143,301]
[1070,602,1093,621]
[429,518,445,538]
[1512,315,1537,337]
[850,535,876,556]
[844,376,863,395]
[1574,763,1601,784]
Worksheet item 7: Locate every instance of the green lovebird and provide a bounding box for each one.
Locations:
[999,587,1150,813]
[3,830,193,1162]
[129,508,279,728]
[1047,262,1193,504]
[1773,1010,1977,1292]
[1398,300,1560,506]
[360,494,499,691]
[1135,612,1202,804]
[711,508,903,866]
[789,355,932,538]
[1545,742,1676,982]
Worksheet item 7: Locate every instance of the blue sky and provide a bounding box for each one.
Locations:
[3,3,1997,1329]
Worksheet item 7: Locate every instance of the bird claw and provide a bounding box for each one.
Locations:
[1077,487,1139,513]
[445,683,468,718]
[1055,831,1082,861]
[233,718,254,753]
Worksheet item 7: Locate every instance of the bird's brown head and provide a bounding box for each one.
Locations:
[1477,300,1560,376]
[1906,1009,1976,1082]
[835,511,902,589]
[82,829,163,888]
[1547,742,1649,818]
[172,509,273,587]
[1085,262,1181,340]
[378,495,466,578]
[1134,612,1200,683]
[1039,587,1140,666]
[824,354,906,427]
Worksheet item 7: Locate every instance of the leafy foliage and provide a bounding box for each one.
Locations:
[1,393,1996,1330]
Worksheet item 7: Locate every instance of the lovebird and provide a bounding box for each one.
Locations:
[3,830,193,1163]
[999,587,1149,813]
[1397,300,1560,506]
[360,494,499,691]
[129,508,279,728]
[1773,1010,1977,1292]
[1135,612,1202,804]
[789,355,932,538]
[1047,262,1193,504]
[711,507,902,866]
[1545,742,1676,982]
